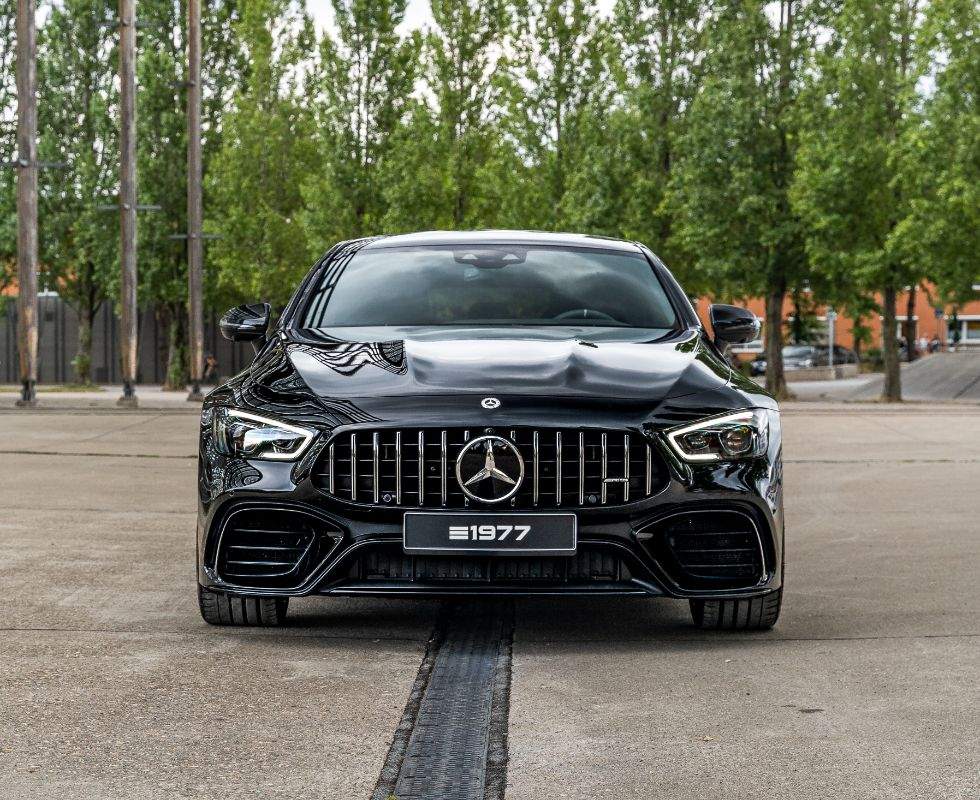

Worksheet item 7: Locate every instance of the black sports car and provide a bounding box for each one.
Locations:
[197,231,783,630]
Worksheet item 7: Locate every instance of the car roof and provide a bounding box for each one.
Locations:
[360,229,643,253]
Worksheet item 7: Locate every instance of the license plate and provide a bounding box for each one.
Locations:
[403,513,577,555]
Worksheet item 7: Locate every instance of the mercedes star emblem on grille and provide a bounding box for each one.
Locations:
[455,435,524,503]
[481,397,501,409]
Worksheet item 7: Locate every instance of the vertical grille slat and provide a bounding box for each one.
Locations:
[316,426,663,509]
[372,432,380,504]
[533,431,539,506]
[417,430,425,508]
[600,432,608,504]
[555,431,562,506]
[350,433,357,501]
[623,434,630,503]
[441,430,448,507]
[395,431,402,504]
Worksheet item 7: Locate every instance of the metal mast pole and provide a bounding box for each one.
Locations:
[117,0,139,407]
[14,0,38,407]
[186,0,204,402]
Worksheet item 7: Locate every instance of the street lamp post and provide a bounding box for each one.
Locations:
[826,308,837,375]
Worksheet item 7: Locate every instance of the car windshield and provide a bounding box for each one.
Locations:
[301,245,678,330]
[783,346,813,357]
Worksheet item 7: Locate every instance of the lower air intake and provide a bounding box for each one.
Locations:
[216,507,341,589]
[353,544,628,584]
[642,510,765,589]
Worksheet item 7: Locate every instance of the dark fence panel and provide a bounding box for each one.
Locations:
[0,294,254,385]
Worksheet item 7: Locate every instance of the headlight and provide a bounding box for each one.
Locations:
[665,409,774,463]
[212,408,316,461]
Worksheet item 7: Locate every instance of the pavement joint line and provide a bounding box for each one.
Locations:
[514,632,980,644]
[371,601,515,800]
[0,407,200,415]
[78,412,167,442]
[0,626,431,643]
[0,449,195,459]
[2,625,978,647]
[4,505,193,515]
[784,458,980,464]
[7,450,980,465]
[953,370,980,399]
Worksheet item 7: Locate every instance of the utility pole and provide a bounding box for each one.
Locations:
[14,0,38,407]
[117,0,139,407]
[186,0,204,402]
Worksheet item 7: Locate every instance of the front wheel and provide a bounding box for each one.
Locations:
[689,589,782,631]
[198,584,289,626]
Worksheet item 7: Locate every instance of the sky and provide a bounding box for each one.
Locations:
[307,0,618,34]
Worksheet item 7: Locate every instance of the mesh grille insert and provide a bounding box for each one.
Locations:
[352,544,629,584]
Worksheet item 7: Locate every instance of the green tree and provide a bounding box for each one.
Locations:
[496,0,606,229]
[670,0,812,398]
[36,0,118,384]
[131,0,246,389]
[564,0,708,265]
[210,0,316,307]
[792,0,924,401]
[303,0,417,245]
[383,0,508,231]
[895,0,979,308]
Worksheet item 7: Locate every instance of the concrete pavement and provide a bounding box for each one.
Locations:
[0,404,977,798]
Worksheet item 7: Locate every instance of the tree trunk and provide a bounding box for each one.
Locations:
[73,304,95,385]
[903,284,917,362]
[881,284,902,401]
[765,282,791,400]
[163,305,189,391]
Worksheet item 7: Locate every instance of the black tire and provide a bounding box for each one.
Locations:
[198,584,289,627]
[689,588,782,631]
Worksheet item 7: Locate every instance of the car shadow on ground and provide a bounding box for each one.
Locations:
[266,594,802,648]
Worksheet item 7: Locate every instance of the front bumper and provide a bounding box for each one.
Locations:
[196,432,784,601]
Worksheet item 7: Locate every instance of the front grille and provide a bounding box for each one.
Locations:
[352,544,629,584]
[641,510,765,589]
[216,507,342,588]
[313,427,664,509]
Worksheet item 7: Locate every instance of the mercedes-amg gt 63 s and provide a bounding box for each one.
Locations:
[197,231,783,630]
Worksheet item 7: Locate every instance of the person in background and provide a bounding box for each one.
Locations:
[203,354,218,384]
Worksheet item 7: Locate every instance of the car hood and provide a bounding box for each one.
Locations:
[283,326,731,402]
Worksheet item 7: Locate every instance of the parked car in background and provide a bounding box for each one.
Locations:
[751,344,858,375]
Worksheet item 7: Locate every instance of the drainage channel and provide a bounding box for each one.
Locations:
[371,601,515,800]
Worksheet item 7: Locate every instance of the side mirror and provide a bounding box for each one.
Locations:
[709,304,760,345]
[220,303,271,343]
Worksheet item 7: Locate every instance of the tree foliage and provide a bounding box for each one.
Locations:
[0,0,976,397]
[792,0,925,400]
[36,0,117,383]
[669,0,812,397]
[210,0,316,308]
